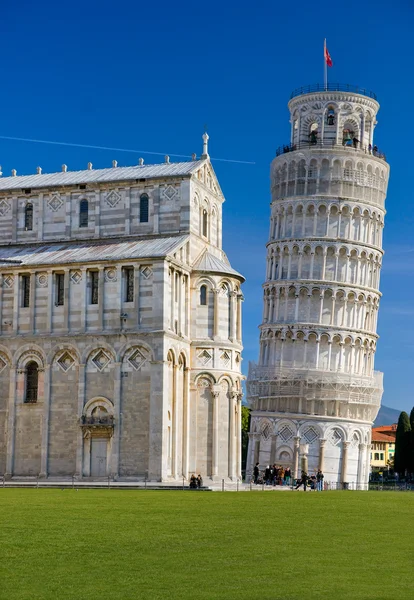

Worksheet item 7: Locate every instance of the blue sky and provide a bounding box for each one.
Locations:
[0,0,412,411]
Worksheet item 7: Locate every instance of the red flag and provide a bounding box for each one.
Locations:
[324,44,333,67]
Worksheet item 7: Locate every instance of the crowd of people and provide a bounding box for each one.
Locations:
[253,463,292,486]
[253,463,325,491]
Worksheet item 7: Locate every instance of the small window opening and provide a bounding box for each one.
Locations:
[140,194,149,223]
[124,267,134,302]
[200,285,207,305]
[55,273,65,306]
[202,209,208,237]
[79,199,88,227]
[25,203,33,230]
[21,275,30,308]
[90,271,99,304]
[25,361,39,403]
[309,122,318,144]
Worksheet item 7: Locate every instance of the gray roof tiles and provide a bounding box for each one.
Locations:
[192,249,244,280]
[0,160,205,191]
[0,235,189,267]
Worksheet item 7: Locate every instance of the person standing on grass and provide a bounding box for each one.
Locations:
[253,462,260,484]
[295,471,308,491]
[316,470,324,492]
[284,467,291,486]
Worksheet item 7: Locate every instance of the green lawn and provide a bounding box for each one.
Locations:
[0,490,412,600]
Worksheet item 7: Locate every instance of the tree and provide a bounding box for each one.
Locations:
[394,411,411,476]
[409,406,414,475]
[241,405,251,473]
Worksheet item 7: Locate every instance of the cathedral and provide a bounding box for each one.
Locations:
[0,134,244,481]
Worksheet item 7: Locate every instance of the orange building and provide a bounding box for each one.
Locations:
[370,425,396,472]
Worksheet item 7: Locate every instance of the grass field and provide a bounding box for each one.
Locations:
[0,489,412,600]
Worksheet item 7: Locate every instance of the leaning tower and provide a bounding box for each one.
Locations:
[246,83,389,488]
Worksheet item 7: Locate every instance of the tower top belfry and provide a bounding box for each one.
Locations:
[246,82,389,489]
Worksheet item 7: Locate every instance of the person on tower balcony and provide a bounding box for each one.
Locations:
[353,137,359,149]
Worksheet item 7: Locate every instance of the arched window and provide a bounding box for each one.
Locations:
[140,194,149,223]
[326,108,335,126]
[309,122,318,144]
[200,285,207,305]
[25,203,33,230]
[25,361,39,403]
[79,199,88,227]
[202,209,208,237]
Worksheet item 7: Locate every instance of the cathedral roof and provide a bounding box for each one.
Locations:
[192,249,244,281]
[0,235,188,267]
[0,160,206,191]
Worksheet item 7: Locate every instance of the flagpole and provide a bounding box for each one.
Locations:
[324,38,327,90]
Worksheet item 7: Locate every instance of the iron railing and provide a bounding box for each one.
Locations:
[275,140,386,161]
[290,83,377,100]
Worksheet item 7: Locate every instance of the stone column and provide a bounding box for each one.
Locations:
[293,436,300,479]
[341,441,350,485]
[98,266,104,330]
[236,395,242,479]
[230,291,237,342]
[170,268,175,331]
[270,431,278,465]
[75,363,86,477]
[110,362,122,479]
[228,392,236,480]
[148,360,168,481]
[182,367,190,479]
[357,442,367,490]
[63,268,70,333]
[211,386,221,479]
[30,272,36,334]
[172,364,179,478]
[300,443,309,474]
[39,365,51,478]
[46,270,53,334]
[5,367,17,478]
[80,267,87,333]
[134,265,140,330]
[236,294,243,343]
[213,289,220,339]
[318,438,326,472]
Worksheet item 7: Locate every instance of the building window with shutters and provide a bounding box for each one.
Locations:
[55,273,65,306]
[21,274,30,307]
[25,203,33,230]
[25,361,39,403]
[90,271,99,305]
[79,199,89,227]
[140,194,149,223]
[123,267,134,302]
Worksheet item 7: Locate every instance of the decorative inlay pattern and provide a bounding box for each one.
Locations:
[0,355,8,373]
[302,426,319,445]
[220,350,231,368]
[104,268,117,282]
[163,185,177,200]
[57,351,75,372]
[47,193,64,212]
[141,266,152,279]
[91,350,111,371]
[37,273,48,287]
[328,428,343,446]
[105,190,121,208]
[3,274,14,288]
[70,270,82,284]
[127,348,149,371]
[0,199,11,216]
[197,349,213,367]
[279,426,294,443]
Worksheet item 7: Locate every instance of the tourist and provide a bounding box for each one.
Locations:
[295,471,308,491]
[316,470,324,492]
[265,465,271,485]
[284,467,291,486]
[253,462,260,484]
[189,474,197,489]
[197,474,203,488]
